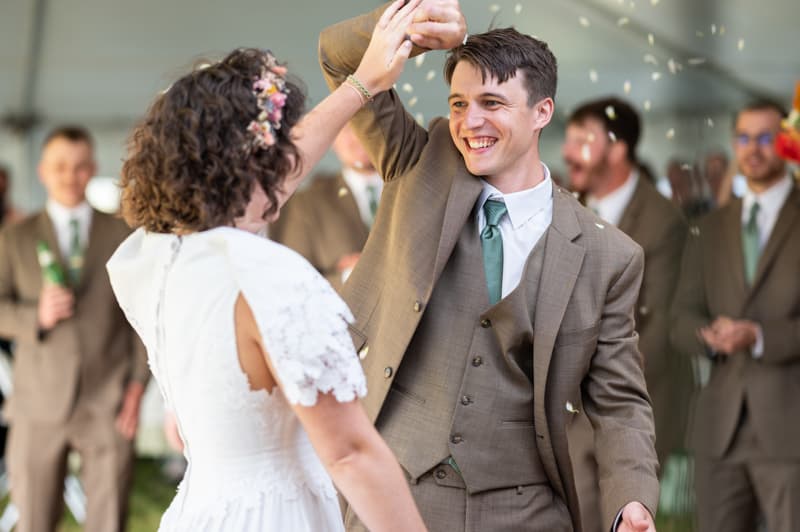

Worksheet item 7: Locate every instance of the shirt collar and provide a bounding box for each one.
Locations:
[477,162,553,230]
[742,174,793,222]
[46,199,92,227]
[586,170,639,227]
[341,166,382,196]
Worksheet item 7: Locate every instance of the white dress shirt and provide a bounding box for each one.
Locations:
[341,167,383,227]
[741,174,794,358]
[45,199,92,259]
[586,171,639,227]
[476,163,553,299]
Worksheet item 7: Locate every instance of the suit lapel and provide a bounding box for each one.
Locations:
[720,198,748,305]
[746,187,800,305]
[616,178,645,235]
[532,189,585,497]
[430,170,483,286]
[75,210,104,293]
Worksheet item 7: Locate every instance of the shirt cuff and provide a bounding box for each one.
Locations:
[751,324,764,358]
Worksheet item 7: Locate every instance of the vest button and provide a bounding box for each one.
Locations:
[461,395,472,406]
[450,434,463,444]
[384,366,393,379]
[435,469,447,480]
[480,318,491,328]
[472,356,483,367]
[413,300,422,312]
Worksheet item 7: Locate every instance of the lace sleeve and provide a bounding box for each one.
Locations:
[232,239,367,407]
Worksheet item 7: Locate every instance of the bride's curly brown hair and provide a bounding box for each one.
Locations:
[120,48,305,232]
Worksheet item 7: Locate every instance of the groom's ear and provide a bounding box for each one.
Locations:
[531,97,555,131]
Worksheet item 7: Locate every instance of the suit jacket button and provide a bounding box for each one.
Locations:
[480,318,491,328]
[472,356,483,367]
[358,346,369,360]
[413,301,422,313]
[384,366,393,379]
[639,305,649,316]
[435,469,447,480]
[450,434,463,444]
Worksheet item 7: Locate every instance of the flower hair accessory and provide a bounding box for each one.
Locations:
[246,52,290,151]
[776,81,800,163]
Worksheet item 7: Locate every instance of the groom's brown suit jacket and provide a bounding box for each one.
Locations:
[321,6,659,530]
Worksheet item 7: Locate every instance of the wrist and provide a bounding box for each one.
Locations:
[345,73,374,104]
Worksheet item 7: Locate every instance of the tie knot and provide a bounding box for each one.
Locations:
[483,199,507,227]
[748,201,761,223]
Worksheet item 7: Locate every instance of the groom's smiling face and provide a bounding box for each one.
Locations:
[447,61,551,188]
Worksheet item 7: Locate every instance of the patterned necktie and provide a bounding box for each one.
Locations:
[68,218,83,286]
[366,184,380,226]
[742,202,761,284]
[481,199,508,305]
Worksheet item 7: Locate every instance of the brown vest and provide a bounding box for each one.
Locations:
[376,209,549,493]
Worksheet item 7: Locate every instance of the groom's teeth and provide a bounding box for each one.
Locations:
[468,138,496,149]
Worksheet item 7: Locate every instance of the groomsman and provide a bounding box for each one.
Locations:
[0,126,148,531]
[562,97,690,532]
[321,2,659,531]
[671,101,800,532]
[272,123,381,291]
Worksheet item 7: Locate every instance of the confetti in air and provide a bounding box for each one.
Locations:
[426,70,436,82]
[738,39,745,51]
[651,0,659,5]
[696,31,705,38]
[688,57,707,66]
[648,34,655,46]
[605,106,617,120]
[651,72,662,81]
[609,131,618,142]
[409,96,418,108]
[515,3,522,14]
[643,100,652,111]
[489,4,501,13]
[711,24,717,35]
[618,17,630,26]
[644,54,659,66]
[707,118,715,128]
[402,83,414,93]
[681,163,692,171]
[581,144,591,162]
[415,113,425,126]
[589,69,599,83]
[587,132,596,142]
[579,16,591,28]
[720,25,726,35]
[666,128,675,139]
[668,59,678,74]
[623,80,632,94]
[415,55,425,68]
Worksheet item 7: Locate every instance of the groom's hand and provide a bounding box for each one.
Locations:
[407,0,466,50]
[115,381,145,440]
[617,501,656,532]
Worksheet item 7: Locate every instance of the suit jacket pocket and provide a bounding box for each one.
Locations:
[554,322,600,347]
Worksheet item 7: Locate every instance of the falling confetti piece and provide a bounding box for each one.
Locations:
[648,33,655,46]
[651,0,659,4]
[643,100,652,111]
[415,55,425,68]
[720,25,726,35]
[617,17,630,26]
[587,132,596,142]
[589,69,599,83]
[623,80,632,94]
[338,187,349,198]
[579,16,591,27]
[409,96,418,107]
[581,144,591,162]
[514,3,522,14]
[489,4,501,13]
[644,54,659,66]
[738,39,745,51]
[415,113,425,125]
[711,24,717,35]
[706,117,714,127]
[605,105,617,120]
[402,83,414,93]
[668,59,677,74]
[651,72,662,81]
[681,163,691,171]
[426,70,436,82]
[666,128,675,139]
[608,131,618,142]
[688,57,707,66]
[696,31,705,38]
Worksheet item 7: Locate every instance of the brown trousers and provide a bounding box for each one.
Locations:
[7,404,134,532]
[345,461,571,532]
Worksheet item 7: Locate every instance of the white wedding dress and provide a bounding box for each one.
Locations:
[107,227,367,531]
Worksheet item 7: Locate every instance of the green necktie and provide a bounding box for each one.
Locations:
[742,202,761,284]
[68,218,83,286]
[481,199,507,305]
[366,184,380,226]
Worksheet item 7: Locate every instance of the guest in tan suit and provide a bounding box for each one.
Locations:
[321,3,659,531]
[0,126,149,532]
[562,97,690,532]
[671,100,800,532]
[0,164,24,226]
[272,123,379,290]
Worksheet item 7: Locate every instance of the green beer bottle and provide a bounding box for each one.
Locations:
[36,241,66,286]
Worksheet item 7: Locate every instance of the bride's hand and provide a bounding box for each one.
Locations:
[352,0,421,97]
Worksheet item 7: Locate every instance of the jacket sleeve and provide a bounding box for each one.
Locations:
[0,226,41,344]
[670,225,711,360]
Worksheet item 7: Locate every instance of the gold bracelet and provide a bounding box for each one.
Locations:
[346,74,373,103]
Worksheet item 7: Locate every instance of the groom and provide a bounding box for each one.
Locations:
[320,2,659,530]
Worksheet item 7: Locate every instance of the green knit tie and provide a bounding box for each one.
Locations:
[68,218,83,286]
[742,202,761,285]
[481,199,507,305]
[366,184,380,226]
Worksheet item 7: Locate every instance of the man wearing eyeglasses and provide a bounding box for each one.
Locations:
[671,100,800,532]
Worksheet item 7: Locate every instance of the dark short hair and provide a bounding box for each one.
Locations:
[120,48,305,233]
[568,97,641,164]
[734,99,788,126]
[43,125,94,150]
[443,28,557,106]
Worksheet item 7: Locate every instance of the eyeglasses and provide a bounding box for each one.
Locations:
[735,132,775,147]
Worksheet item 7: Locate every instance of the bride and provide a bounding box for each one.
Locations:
[106,1,435,530]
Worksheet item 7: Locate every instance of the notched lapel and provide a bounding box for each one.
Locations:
[721,199,748,304]
[617,179,645,236]
[75,210,104,293]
